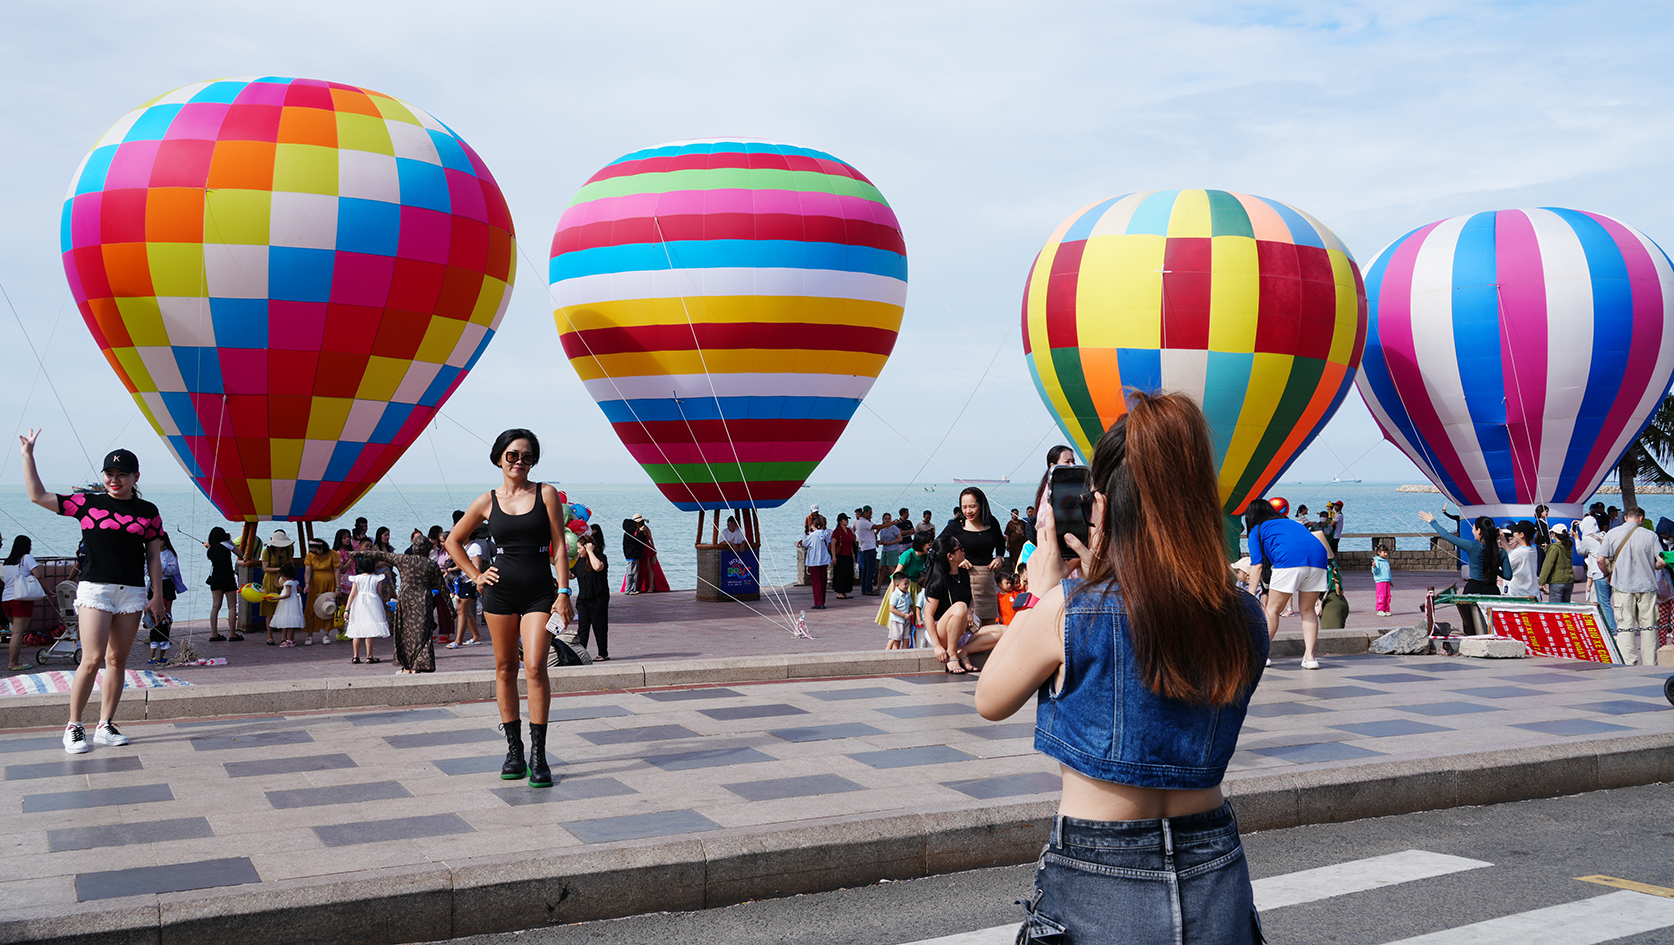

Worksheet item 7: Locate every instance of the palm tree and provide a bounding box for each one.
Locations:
[1611,391,1674,510]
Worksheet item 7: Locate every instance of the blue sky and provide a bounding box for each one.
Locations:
[1,0,1669,494]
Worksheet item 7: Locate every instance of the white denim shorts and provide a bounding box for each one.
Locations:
[1269,566,1327,595]
[75,581,148,615]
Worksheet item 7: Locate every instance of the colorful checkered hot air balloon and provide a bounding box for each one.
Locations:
[1356,208,1674,519]
[1022,190,1368,517]
[60,77,514,521]
[550,138,907,511]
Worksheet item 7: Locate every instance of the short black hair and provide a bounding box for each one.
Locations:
[490,428,540,467]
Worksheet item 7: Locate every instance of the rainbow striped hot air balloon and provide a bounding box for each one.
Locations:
[1023,190,1367,517]
[1356,208,1674,519]
[550,139,906,511]
[60,77,514,521]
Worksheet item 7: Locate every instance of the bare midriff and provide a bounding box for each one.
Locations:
[1056,765,1225,821]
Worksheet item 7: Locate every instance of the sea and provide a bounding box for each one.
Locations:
[6,480,1671,619]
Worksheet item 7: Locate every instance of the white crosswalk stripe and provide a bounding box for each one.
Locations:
[887,851,1674,945]
[1252,849,1491,910]
[1378,889,1674,944]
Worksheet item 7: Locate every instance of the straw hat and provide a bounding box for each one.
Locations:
[313,593,338,619]
[632,513,646,522]
[268,529,294,548]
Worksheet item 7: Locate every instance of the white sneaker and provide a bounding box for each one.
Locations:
[1301,659,1321,670]
[64,723,89,754]
[93,720,129,746]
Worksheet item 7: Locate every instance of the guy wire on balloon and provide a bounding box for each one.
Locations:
[518,241,804,631]
[517,243,804,635]
[651,211,803,625]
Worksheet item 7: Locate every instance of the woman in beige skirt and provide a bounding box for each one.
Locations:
[939,487,1006,624]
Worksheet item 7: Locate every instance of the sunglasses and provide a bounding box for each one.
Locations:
[502,450,537,466]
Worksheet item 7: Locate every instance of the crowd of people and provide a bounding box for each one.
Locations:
[1420,501,1670,666]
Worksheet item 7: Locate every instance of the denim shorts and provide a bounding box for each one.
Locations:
[1018,803,1264,944]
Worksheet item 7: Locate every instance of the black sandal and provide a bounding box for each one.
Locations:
[208,635,227,642]
[366,657,381,664]
[352,657,361,664]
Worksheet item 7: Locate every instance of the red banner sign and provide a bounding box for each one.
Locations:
[1487,605,1618,663]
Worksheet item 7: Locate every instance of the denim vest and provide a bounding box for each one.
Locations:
[1034,580,1267,790]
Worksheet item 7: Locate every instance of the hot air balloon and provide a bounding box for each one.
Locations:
[1022,190,1368,523]
[1356,208,1674,519]
[60,77,515,525]
[550,138,907,536]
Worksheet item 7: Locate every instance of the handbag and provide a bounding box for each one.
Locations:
[4,565,45,601]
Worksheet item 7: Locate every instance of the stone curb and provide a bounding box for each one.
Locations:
[0,631,1380,730]
[5,731,1667,945]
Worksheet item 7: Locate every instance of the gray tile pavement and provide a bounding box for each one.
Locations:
[0,654,1664,911]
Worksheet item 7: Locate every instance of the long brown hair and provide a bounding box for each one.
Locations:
[1076,391,1259,705]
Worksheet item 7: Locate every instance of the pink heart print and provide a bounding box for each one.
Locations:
[87,507,107,520]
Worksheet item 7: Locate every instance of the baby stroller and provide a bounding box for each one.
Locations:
[36,581,82,666]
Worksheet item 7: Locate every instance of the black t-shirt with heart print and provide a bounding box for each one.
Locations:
[57,492,164,587]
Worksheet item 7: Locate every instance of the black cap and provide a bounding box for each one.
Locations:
[102,449,139,475]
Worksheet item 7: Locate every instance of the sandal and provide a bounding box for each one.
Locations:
[8,663,32,672]
[208,635,227,642]
[229,634,244,641]
[366,657,381,664]
[945,660,966,674]
[352,657,361,664]
[445,642,460,649]
[266,640,277,646]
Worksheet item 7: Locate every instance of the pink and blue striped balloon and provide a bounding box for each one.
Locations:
[1356,208,1674,519]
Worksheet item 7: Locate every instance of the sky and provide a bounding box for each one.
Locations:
[1,0,1671,496]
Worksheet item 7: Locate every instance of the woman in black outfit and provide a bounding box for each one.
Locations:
[940,486,1006,624]
[573,524,610,660]
[445,429,573,789]
[203,527,241,640]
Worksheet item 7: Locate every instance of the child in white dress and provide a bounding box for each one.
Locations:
[345,561,391,665]
[270,563,305,647]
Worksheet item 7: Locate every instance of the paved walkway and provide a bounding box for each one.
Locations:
[0,651,1669,943]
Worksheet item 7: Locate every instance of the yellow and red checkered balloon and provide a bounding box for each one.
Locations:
[60,77,515,521]
[1022,190,1366,516]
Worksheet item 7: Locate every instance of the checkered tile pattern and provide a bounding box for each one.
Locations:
[60,77,516,521]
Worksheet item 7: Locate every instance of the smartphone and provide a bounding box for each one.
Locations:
[1049,465,1093,560]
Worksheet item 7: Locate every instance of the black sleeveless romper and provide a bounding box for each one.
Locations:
[481,487,558,616]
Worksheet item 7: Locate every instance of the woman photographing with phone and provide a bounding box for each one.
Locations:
[20,433,168,754]
[976,393,1269,943]
[445,429,573,789]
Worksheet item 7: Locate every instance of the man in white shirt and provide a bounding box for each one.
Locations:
[1601,507,1664,665]
[855,507,878,596]
[718,516,747,545]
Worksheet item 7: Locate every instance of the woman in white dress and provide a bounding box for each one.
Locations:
[345,556,391,664]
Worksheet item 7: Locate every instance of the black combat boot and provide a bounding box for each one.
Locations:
[499,720,526,780]
[528,722,552,788]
